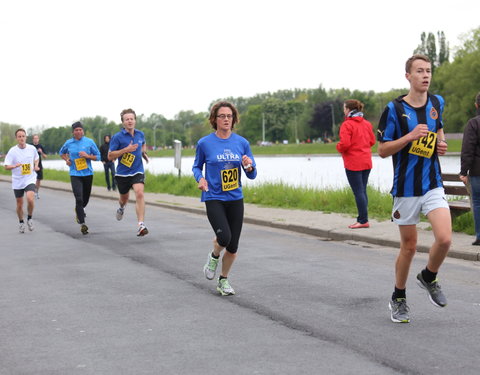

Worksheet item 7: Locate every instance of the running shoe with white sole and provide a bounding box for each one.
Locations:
[137,223,148,237]
[116,207,125,221]
[389,298,410,323]
[203,252,219,280]
[217,278,235,296]
[27,219,34,231]
[19,222,26,234]
[416,272,447,307]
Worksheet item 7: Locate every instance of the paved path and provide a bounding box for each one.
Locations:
[2,175,476,261]
[1,183,480,374]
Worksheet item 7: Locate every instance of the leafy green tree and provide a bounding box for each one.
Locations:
[0,122,22,154]
[437,31,450,65]
[434,27,480,132]
[414,31,450,75]
[236,104,263,144]
[41,126,72,153]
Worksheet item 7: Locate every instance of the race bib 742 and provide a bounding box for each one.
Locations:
[408,131,437,159]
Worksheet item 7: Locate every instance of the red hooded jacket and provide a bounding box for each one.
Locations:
[336,116,375,171]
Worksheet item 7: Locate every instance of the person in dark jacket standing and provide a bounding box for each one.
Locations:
[100,135,116,191]
[460,92,480,245]
[336,99,375,229]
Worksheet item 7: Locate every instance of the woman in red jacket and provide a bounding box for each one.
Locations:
[336,99,376,229]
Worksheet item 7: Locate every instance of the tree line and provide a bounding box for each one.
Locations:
[1,27,479,155]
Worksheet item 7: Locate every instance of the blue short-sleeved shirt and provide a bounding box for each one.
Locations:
[109,128,146,177]
[59,136,101,177]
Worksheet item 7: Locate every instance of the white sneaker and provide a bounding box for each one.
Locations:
[203,252,219,280]
[27,219,34,231]
[19,222,26,233]
[137,223,148,237]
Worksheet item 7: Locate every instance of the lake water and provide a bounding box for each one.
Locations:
[42,155,461,193]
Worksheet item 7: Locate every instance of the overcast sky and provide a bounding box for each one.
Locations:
[0,0,478,130]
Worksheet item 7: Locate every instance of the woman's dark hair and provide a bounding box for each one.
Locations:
[344,99,364,113]
[208,101,239,130]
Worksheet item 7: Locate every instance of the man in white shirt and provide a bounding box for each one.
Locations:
[4,128,40,233]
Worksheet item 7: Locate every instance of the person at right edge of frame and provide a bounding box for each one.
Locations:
[192,101,257,296]
[459,92,480,245]
[377,54,451,324]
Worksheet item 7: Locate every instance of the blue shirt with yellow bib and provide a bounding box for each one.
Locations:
[110,128,146,177]
[192,132,257,202]
[59,136,100,177]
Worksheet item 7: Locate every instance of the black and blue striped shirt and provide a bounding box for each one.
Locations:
[377,94,444,197]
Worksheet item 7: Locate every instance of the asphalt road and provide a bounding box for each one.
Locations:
[1,185,479,375]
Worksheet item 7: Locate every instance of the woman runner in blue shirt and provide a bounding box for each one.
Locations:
[192,101,257,296]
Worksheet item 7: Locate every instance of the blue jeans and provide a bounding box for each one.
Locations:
[345,169,371,224]
[469,176,480,239]
[103,161,116,190]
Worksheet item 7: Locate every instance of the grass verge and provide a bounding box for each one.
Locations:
[0,167,473,234]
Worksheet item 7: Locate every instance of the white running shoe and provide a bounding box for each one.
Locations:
[27,219,34,231]
[137,223,148,237]
[19,222,26,233]
[203,252,219,280]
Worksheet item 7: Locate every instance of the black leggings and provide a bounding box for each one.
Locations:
[70,175,93,224]
[205,199,244,254]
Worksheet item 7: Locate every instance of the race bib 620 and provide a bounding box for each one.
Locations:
[221,168,239,191]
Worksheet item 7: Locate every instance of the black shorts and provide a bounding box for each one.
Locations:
[115,173,145,195]
[14,184,36,198]
[36,168,43,180]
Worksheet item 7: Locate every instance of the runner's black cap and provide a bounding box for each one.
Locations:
[71,121,83,130]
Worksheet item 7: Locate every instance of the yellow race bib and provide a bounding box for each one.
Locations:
[121,153,135,168]
[221,168,239,191]
[21,163,31,175]
[74,158,88,171]
[408,131,437,159]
